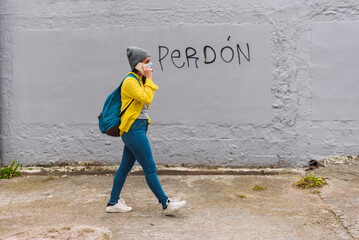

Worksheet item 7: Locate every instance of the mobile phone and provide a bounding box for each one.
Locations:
[135,63,144,74]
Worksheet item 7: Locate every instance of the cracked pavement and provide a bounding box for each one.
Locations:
[0,163,358,240]
[315,164,359,240]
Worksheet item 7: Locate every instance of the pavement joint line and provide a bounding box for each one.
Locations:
[316,193,356,240]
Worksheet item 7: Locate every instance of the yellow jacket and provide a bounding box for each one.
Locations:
[119,72,159,135]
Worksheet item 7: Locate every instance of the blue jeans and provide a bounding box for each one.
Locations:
[109,119,168,207]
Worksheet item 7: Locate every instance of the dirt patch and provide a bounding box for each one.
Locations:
[4,226,110,240]
[319,155,359,166]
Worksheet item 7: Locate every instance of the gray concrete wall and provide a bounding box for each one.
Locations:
[1,0,359,167]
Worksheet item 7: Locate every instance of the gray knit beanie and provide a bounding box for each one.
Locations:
[127,46,150,70]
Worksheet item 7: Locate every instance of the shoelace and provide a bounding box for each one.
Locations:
[119,198,127,206]
[169,197,181,203]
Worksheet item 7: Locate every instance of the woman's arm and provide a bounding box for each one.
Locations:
[122,77,159,105]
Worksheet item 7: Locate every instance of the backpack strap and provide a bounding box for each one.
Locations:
[127,73,141,86]
[118,73,142,118]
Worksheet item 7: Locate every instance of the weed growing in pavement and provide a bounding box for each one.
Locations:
[295,171,327,189]
[103,233,110,240]
[207,166,218,170]
[0,159,22,179]
[237,194,246,198]
[253,185,267,191]
[164,164,177,168]
[311,190,321,194]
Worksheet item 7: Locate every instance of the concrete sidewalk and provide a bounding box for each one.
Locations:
[0,164,358,240]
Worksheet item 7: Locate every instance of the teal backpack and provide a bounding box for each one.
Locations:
[98,73,141,136]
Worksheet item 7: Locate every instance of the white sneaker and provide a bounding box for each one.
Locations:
[163,197,186,216]
[106,199,133,213]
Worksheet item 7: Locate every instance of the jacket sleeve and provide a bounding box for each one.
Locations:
[122,77,159,105]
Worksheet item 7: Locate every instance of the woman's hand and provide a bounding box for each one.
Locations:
[143,64,153,80]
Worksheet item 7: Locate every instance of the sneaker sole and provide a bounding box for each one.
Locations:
[106,208,133,213]
[164,201,186,216]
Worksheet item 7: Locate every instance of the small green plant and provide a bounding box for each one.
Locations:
[237,194,246,198]
[295,171,327,189]
[164,164,176,168]
[207,166,218,170]
[0,160,22,179]
[253,185,267,191]
[103,233,110,240]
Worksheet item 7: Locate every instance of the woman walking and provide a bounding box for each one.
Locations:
[106,46,186,216]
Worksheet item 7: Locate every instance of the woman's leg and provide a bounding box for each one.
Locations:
[122,120,168,207]
[108,145,136,205]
